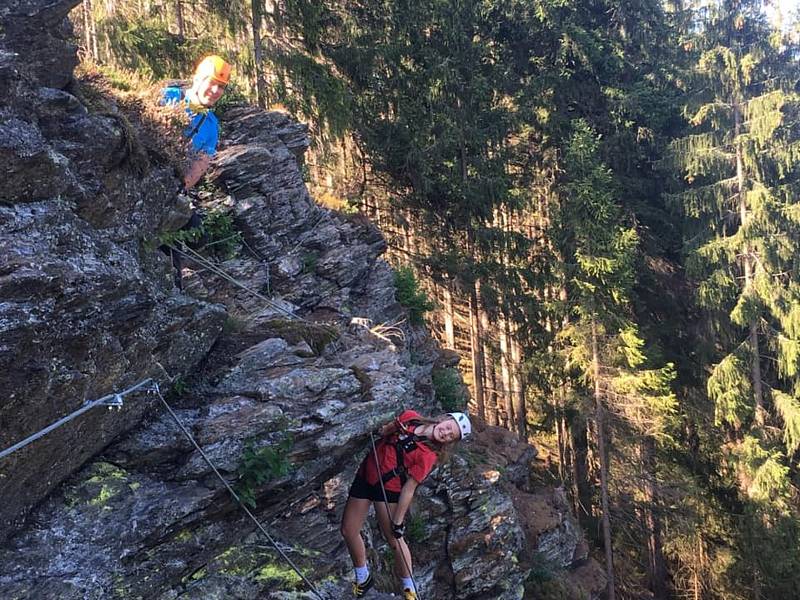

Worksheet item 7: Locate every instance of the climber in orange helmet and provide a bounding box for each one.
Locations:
[161,55,232,189]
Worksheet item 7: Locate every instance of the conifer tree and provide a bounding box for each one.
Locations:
[558,120,678,599]
[671,0,800,504]
[670,2,800,595]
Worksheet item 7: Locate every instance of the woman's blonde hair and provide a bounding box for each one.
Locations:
[413,414,462,462]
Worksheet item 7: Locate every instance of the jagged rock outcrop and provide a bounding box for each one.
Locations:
[0,0,224,540]
[0,2,604,599]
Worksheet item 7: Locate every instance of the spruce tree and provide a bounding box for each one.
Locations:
[557,119,678,600]
[671,1,800,595]
[671,0,800,495]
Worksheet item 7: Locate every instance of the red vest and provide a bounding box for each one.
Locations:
[359,410,438,492]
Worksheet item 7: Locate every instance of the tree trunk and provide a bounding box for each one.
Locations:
[592,318,616,600]
[82,0,93,60]
[499,302,513,430]
[556,387,569,483]
[510,323,526,440]
[251,0,268,108]
[486,360,499,426]
[641,437,668,599]
[570,412,594,534]
[175,0,185,38]
[734,100,764,426]
[443,282,456,349]
[477,279,493,422]
[82,0,99,61]
[693,534,703,600]
[479,291,497,426]
[469,281,486,424]
[90,0,99,61]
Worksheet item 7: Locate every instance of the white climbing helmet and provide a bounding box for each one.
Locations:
[447,412,472,439]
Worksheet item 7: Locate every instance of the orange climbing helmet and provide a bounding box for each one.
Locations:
[194,55,231,85]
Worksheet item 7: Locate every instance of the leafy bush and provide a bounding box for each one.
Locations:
[525,552,569,600]
[432,368,466,412]
[158,209,242,260]
[301,251,319,274]
[405,513,426,543]
[200,210,242,260]
[236,436,294,509]
[394,266,435,325]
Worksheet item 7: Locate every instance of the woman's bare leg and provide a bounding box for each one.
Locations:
[341,496,372,568]
[374,501,413,579]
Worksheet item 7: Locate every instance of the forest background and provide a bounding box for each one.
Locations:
[71,0,800,598]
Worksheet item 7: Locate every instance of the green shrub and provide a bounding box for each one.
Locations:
[157,209,242,260]
[301,251,319,274]
[200,210,242,260]
[235,436,293,509]
[405,513,426,543]
[524,552,570,600]
[432,368,466,411]
[394,266,435,325]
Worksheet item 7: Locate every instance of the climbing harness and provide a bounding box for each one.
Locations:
[370,430,423,600]
[152,382,327,600]
[0,378,154,461]
[379,421,424,488]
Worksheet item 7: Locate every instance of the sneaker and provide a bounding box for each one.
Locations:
[403,588,417,600]
[352,573,374,598]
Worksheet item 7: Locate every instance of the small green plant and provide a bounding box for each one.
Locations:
[394,266,435,325]
[525,552,569,600]
[235,436,293,509]
[222,315,247,334]
[405,513,426,543]
[432,368,467,411]
[199,210,242,260]
[342,197,360,215]
[157,209,242,260]
[171,376,188,396]
[301,251,319,275]
[158,224,204,248]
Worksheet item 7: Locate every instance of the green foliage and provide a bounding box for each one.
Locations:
[394,266,435,325]
[404,513,426,544]
[200,210,242,260]
[432,368,466,412]
[773,390,800,455]
[525,552,569,600]
[735,436,791,512]
[98,16,210,81]
[213,81,249,116]
[235,436,294,510]
[170,376,187,396]
[159,209,242,261]
[559,119,638,324]
[301,251,318,275]
[157,223,204,248]
[708,342,753,428]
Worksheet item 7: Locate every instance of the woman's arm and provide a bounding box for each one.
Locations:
[392,477,419,527]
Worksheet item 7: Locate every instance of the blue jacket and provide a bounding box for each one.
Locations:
[160,86,219,157]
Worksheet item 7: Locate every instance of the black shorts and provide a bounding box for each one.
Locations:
[348,475,400,503]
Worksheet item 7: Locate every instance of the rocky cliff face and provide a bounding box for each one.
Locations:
[0,0,224,540]
[0,2,603,599]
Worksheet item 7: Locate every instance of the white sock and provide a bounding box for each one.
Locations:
[355,564,370,584]
[402,576,415,591]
